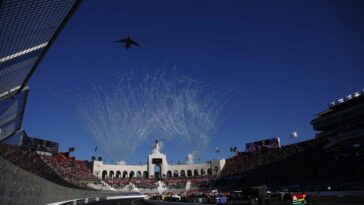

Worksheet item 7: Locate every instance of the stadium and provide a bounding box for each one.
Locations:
[1,0,364,205]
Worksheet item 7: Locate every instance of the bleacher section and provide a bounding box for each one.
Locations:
[41,153,99,188]
[0,143,99,189]
[221,139,320,176]
[103,176,215,192]
[217,138,364,191]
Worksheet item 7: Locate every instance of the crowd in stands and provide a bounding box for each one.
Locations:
[40,153,99,188]
[105,178,159,190]
[2,133,363,193]
[103,136,364,192]
[0,143,98,189]
[163,176,214,190]
[0,143,74,187]
[217,137,364,191]
[221,139,321,176]
[104,176,215,190]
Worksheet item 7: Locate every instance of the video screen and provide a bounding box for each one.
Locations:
[152,158,162,164]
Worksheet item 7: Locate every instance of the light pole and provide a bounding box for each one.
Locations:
[290,131,298,144]
[291,131,298,152]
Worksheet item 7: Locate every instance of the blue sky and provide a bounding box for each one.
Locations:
[23,0,363,164]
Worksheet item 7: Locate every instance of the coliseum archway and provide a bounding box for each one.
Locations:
[102,170,107,179]
[116,171,121,178]
[167,170,172,178]
[154,164,161,178]
[143,171,148,178]
[123,171,128,178]
[109,171,114,178]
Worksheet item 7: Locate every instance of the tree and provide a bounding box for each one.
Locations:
[91,156,96,161]
[230,146,238,155]
[98,156,102,161]
[67,147,75,158]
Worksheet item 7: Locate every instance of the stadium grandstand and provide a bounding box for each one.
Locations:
[217,90,364,193]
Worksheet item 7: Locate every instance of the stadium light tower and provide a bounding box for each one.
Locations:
[215,147,220,160]
[290,131,298,144]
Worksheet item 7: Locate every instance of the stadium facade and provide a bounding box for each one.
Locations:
[311,89,364,149]
[92,141,226,179]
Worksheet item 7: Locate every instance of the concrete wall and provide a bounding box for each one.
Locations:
[0,156,116,205]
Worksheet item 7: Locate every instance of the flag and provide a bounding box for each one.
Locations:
[94,146,98,152]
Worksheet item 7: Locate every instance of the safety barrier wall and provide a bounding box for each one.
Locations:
[143,199,197,205]
[0,156,120,205]
[144,194,364,205]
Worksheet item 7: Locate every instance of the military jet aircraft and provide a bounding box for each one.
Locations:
[115,35,141,49]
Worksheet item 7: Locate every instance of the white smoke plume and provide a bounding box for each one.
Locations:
[186,153,194,164]
[185,151,201,164]
[116,160,127,165]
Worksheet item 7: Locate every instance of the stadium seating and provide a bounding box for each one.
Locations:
[0,143,99,189]
[40,153,99,189]
[104,176,215,190]
[218,137,364,191]
[221,139,321,176]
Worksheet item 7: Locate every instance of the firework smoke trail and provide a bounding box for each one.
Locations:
[77,71,154,160]
[77,68,227,161]
[156,78,227,160]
